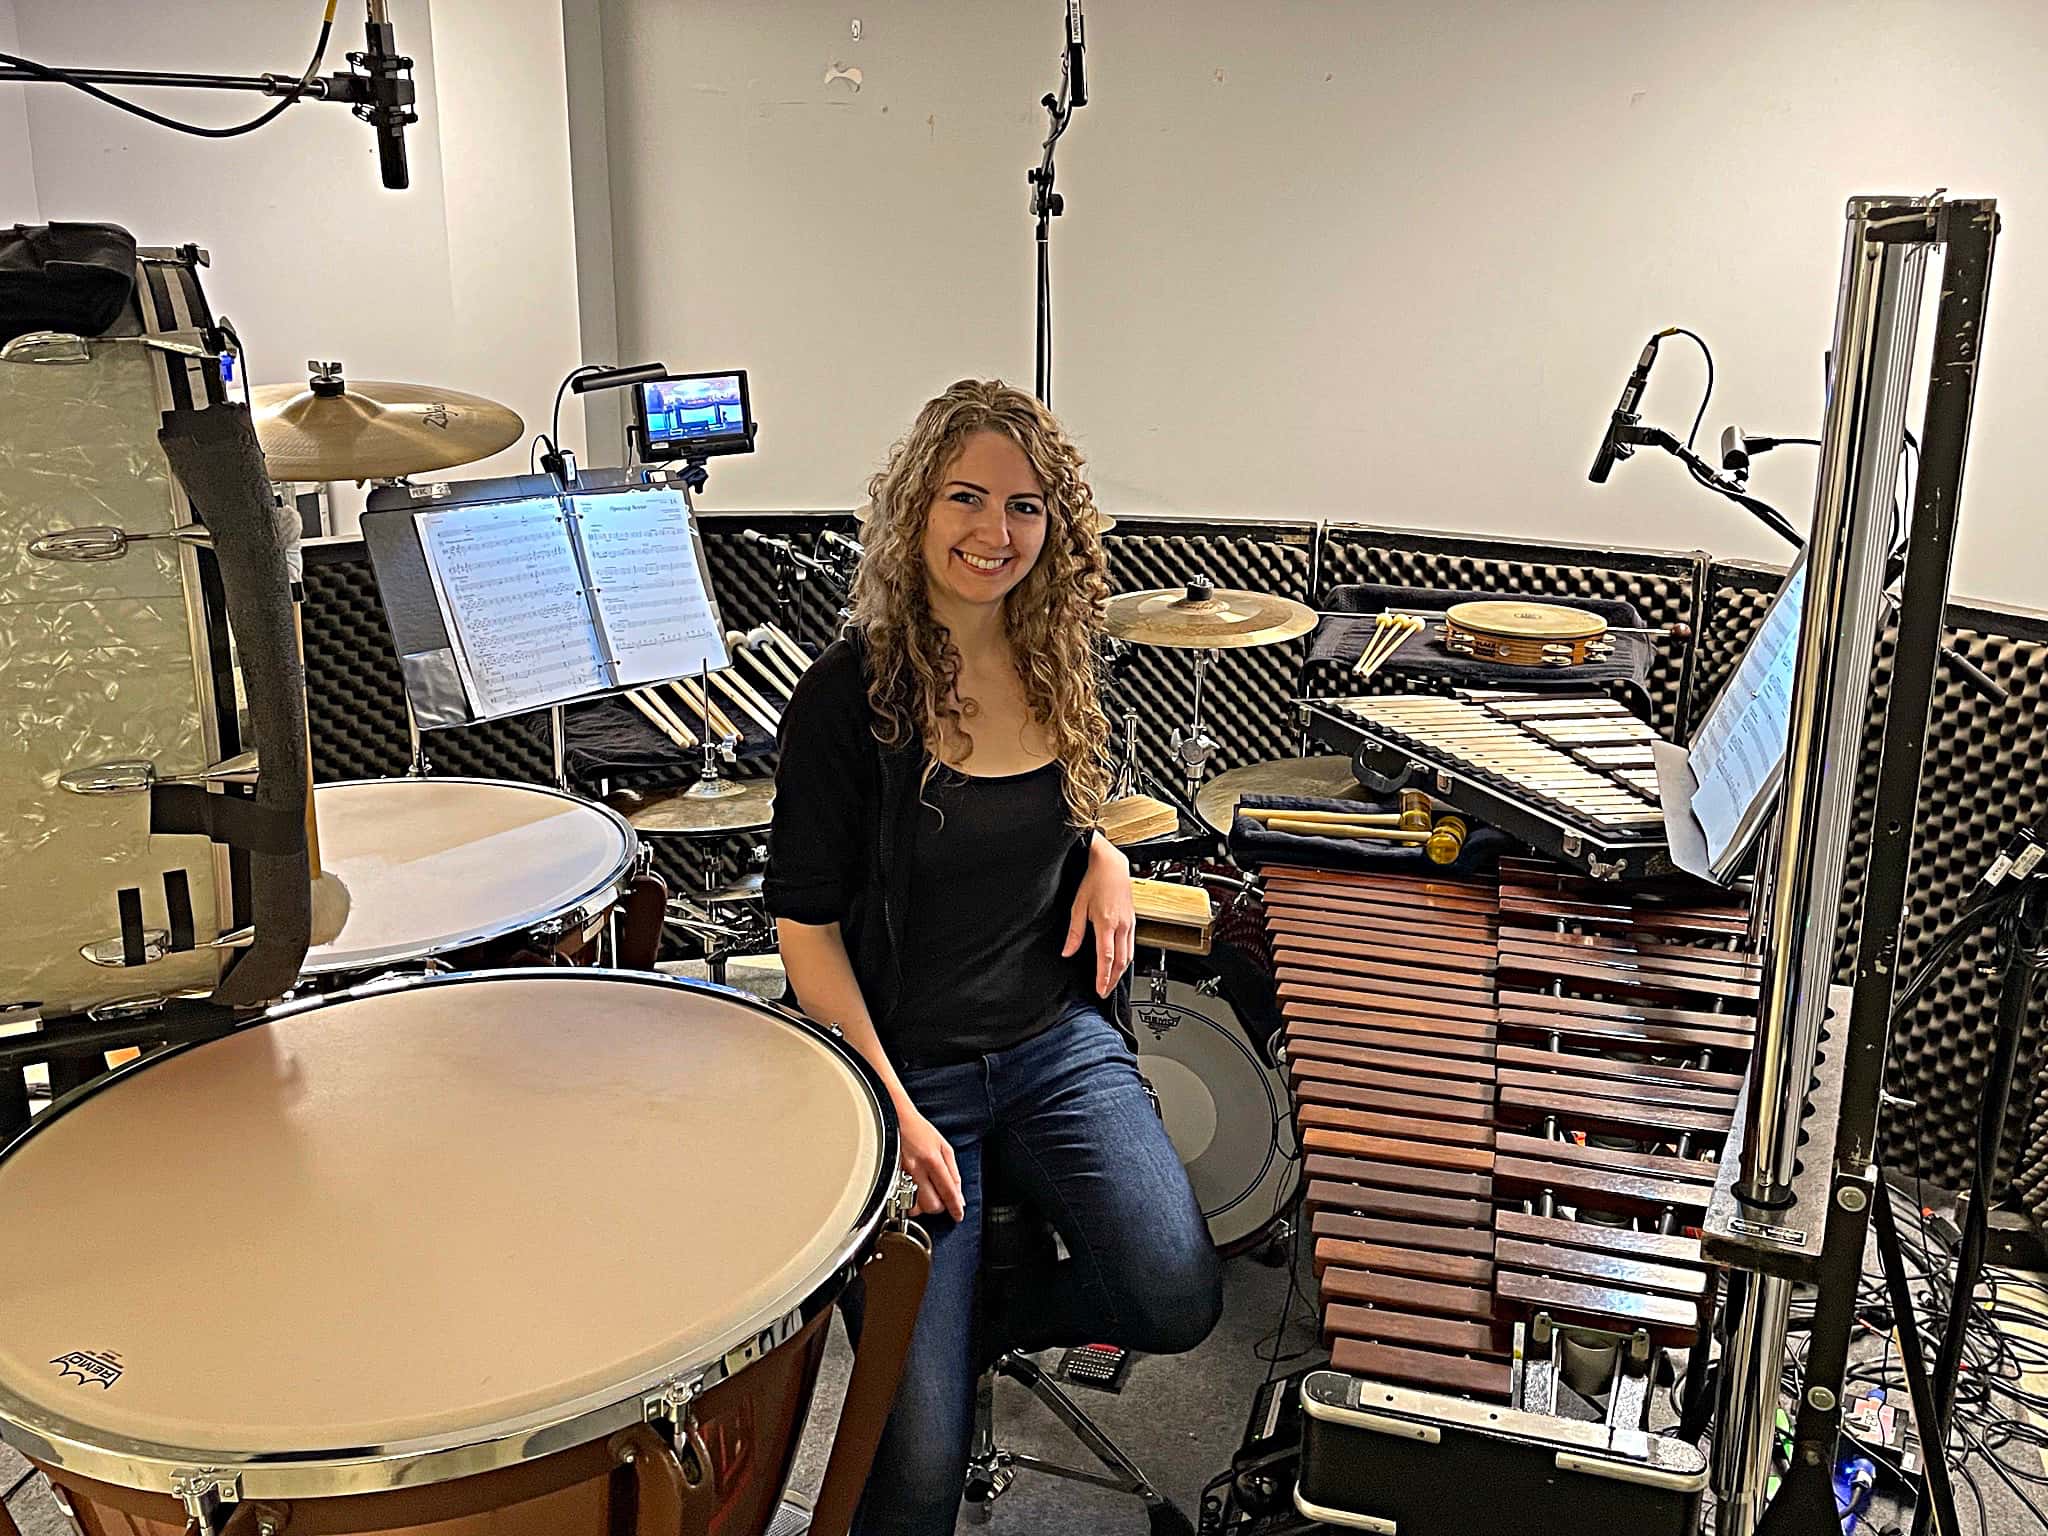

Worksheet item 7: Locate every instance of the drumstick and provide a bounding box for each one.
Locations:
[1353,615,1402,680]
[626,689,696,749]
[719,665,784,727]
[643,687,703,748]
[763,623,815,678]
[669,677,740,740]
[709,669,779,734]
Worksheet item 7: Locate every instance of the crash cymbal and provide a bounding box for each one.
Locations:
[1104,582,1318,650]
[854,498,1116,533]
[252,362,524,481]
[604,778,775,836]
[1195,756,1365,834]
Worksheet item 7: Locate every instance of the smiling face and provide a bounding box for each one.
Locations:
[919,429,1050,619]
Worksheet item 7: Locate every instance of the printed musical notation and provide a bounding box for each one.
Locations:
[417,498,608,718]
[574,489,728,686]
[1687,558,1808,874]
[413,487,731,723]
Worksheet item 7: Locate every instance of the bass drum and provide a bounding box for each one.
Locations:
[1132,943,1298,1256]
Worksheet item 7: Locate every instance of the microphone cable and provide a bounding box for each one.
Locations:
[0,0,334,139]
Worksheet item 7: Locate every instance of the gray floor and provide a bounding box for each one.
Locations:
[7,1240,2045,1535]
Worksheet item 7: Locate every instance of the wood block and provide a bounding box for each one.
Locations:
[1101,794,1180,846]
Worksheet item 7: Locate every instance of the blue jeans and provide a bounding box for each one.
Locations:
[843,1000,1223,1536]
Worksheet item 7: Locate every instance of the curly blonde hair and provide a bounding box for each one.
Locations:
[851,379,1111,828]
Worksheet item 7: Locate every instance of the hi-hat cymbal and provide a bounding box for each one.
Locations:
[854,498,1116,533]
[1104,582,1318,649]
[1195,756,1365,834]
[604,779,775,836]
[252,362,524,481]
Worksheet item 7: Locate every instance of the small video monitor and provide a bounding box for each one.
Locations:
[633,370,754,461]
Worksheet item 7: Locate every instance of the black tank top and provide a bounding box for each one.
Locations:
[886,760,1088,1067]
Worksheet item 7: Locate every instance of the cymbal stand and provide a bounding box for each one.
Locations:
[1170,648,1221,813]
[680,659,744,803]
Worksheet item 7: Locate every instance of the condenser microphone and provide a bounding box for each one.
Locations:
[1588,333,1665,484]
[357,3,417,191]
[1065,0,1088,108]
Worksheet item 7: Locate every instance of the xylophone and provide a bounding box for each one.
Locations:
[1269,856,1755,1531]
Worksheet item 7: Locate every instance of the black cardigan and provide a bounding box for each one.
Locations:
[762,631,1133,1044]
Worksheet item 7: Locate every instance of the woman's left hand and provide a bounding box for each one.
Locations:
[1063,834,1136,997]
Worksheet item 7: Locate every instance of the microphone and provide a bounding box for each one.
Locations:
[819,529,865,557]
[1720,425,1753,478]
[355,4,418,191]
[1588,332,1666,484]
[741,528,794,556]
[1065,0,1088,109]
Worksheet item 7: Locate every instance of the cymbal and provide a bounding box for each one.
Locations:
[252,362,524,481]
[854,498,1116,533]
[1195,756,1365,834]
[1104,582,1318,649]
[605,779,775,836]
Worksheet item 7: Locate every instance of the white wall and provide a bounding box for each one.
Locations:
[0,0,40,220]
[598,0,2048,612]
[8,0,588,512]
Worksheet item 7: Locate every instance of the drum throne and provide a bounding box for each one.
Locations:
[963,1169,1195,1535]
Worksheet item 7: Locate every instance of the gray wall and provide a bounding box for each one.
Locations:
[597,0,2048,612]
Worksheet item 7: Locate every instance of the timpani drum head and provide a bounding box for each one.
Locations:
[0,971,887,1483]
[303,779,637,976]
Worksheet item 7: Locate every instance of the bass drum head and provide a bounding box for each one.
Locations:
[1133,950,1298,1254]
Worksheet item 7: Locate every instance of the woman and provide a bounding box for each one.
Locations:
[764,379,1222,1534]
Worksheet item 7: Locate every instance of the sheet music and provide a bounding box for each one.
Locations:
[571,488,727,686]
[415,497,609,718]
[1686,559,1808,874]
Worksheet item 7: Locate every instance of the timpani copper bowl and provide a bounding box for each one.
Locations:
[0,969,927,1536]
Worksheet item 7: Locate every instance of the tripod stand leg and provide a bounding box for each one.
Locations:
[1872,1171,1962,1536]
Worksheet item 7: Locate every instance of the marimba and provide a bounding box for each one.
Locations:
[1270,857,1753,1531]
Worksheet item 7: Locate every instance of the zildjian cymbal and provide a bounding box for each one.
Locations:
[252,362,524,481]
[1104,581,1319,650]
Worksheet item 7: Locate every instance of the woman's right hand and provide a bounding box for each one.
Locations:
[897,1104,966,1222]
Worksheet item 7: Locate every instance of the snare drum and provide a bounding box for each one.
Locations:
[0,970,927,1536]
[304,778,640,981]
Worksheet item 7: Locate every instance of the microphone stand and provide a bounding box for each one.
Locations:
[1027,23,1085,406]
[1607,420,2007,705]
[0,13,418,188]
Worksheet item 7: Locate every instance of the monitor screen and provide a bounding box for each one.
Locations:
[637,371,751,457]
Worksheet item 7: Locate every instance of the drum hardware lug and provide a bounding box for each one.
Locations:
[528,916,571,946]
[28,523,213,562]
[1586,853,1625,881]
[887,1167,919,1221]
[171,1470,241,1530]
[1193,976,1222,997]
[62,751,260,795]
[642,1373,705,1434]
